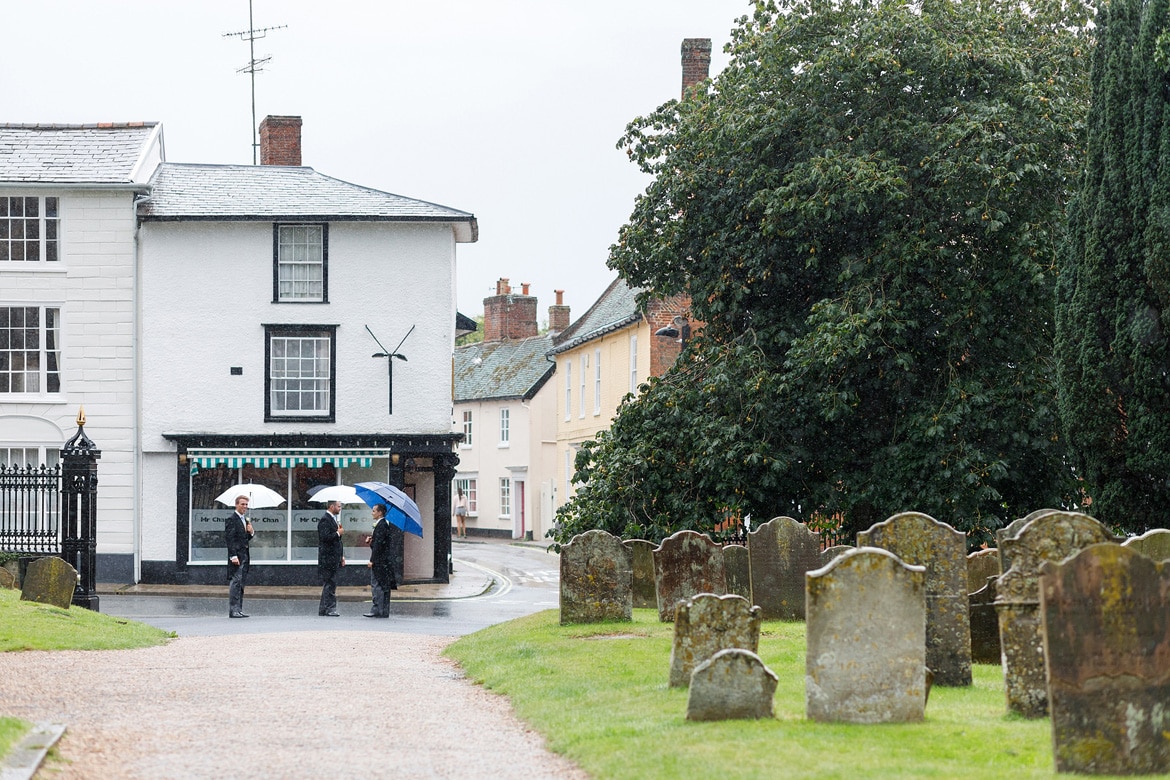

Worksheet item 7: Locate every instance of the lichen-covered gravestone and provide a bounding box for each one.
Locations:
[686,649,778,721]
[559,530,632,625]
[0,566,15,590]
[669,593,762,688]
[1040,543,1170,775]
[994,511,1119,717]
[748,516,822,620]
[623,539,658,610]
[20,556,78,609]
[722,544,752,602]
[820,545,852,567]
[968,575,1001,665]
[806,547,927,723]
[996,508,1060,573]
[1122,528,1170,563]
[966,548,1000,594]
[858,512,972,686]
[652,530,726,622]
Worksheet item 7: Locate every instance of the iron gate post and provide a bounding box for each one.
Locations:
[61,408,101,611]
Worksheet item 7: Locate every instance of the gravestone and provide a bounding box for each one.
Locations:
[748,516,822,620]
[966,548,1000,594]
[722,545,752,602]
[806,547,927,723]
[1040,543,1170,775]
[820,545,852,567]
[0,567,15,589]
[686,649,778,721]
[669,593,762,688]
[858,512,972,686]
[623,539,658,610]
[1122,528,1170,562]
[19,556,78,609]
[559,530,632,625]
[995,511,1119,717]
[997,508,1060,573]
[652,531,726,622]
[968,575,1001,665]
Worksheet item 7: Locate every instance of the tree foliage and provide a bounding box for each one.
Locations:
[1055,0,1170,534]
[554,0,1091,548]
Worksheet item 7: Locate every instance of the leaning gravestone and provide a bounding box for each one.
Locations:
[722,545,752,602]
[559,530,632,625]
[1040,543,1170,775]
[995,511,1119,717]
[623,539,658,610]
[19,556,78,609]
[806,547,927,723]
[748,516,822,620]
[652,531,726,622]
[669,593,762,688]
[966,548,1000,594]
[858,512,972,686]
[0,567,15,589]
[686,649,777,721]
[968,575,1001,665]
[1122,528,1170,562]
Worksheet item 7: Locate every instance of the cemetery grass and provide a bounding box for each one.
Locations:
[0,588,173,652]
[0,717,29,762]
[447,609,1078,780]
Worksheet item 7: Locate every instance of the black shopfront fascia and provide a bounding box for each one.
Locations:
[148,433,461,587]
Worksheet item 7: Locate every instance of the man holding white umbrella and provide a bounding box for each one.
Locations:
[225,495,254,618]
[317,500,345,616]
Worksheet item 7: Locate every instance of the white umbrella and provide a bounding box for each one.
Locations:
[307,484,361,504]
[214,484,286,509]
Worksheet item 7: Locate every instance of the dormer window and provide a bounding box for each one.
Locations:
[274,223,327,302]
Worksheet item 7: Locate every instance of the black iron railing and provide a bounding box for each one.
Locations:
[0,463,62,554]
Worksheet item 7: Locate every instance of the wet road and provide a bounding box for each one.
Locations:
[101,541,562,637]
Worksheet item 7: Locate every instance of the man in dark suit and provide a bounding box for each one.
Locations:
[364,503,395,618]
[317,499,345,616]
[225,495,254,618]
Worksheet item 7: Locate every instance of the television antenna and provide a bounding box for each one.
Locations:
[366,324,415,415]
[224,0,286,164]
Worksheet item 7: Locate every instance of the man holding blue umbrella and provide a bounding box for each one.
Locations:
[363,503,396,618]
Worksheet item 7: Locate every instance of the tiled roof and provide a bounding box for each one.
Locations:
[139,163,478,241]
[0,123,159,184]
[549,277,642,354]
[454,334,556,402]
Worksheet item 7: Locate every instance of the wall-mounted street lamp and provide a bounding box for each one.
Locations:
[654,315,691,347]
[366,323,415,415]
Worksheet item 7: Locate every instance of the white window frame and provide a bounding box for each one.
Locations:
[499,477,511,518]
[0,195,60,263]
[275,223,326,302]
[462,410,473,447]
[0,305,62,395]
[593,347,601,415]
[564,359,572,421]
[265,326,335,421]
[629,334,638,394]
[579,354,587,418]
[0,445,60,469]
[455,476,478,515]
[499,407,510,446]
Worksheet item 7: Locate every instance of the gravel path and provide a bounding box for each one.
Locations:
[0,632,588,779]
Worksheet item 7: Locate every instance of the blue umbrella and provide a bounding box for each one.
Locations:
[354,481,424,537]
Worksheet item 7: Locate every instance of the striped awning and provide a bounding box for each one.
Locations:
[188,450,384,470]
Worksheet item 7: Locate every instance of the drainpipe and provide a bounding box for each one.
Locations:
[132,191,151,584]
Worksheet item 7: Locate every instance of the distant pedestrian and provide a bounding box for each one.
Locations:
[363,503,395,618]
[317,499,345,616]
[225,495,253,618]
[453,487,469,539]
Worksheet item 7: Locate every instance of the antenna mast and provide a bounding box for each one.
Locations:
[224,0,286,164]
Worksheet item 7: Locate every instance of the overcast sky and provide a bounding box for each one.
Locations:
[4,1,748,320]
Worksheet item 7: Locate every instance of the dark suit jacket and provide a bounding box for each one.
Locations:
[370,517,396,588]
[225,513,253,564]
[318,512,344,577]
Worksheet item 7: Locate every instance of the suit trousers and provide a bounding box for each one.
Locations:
[228,560,249,614]
[370,571,391,617]
[319,569,338,615]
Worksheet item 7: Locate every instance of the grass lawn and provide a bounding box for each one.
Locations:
[0,717,30,761]
[0,587,173,652]
[444,609,1149,780]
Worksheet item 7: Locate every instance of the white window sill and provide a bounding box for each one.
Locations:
[1,393,67,404]
[497,443,510,449]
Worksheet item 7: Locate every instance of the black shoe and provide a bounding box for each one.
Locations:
[229,612,249,618]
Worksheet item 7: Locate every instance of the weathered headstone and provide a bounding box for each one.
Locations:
[722,545,752,602]
[820,545,852,567]
[19,556,78,609]
[652,530,726,622]
[1040,543,1170,775]
[669,593,762,688]
[559,530,632,625]
[966,548,1000,594]
[1122,528,1170,562]
[806,547,927,723]
[858,512,972,686]
[996,508,1060,573]
[995,511,1119,717]
[968,575,1001,665]
[748,516,822,620]
[0,566,15,589]
[686,649,778,721]
[623,539,658,610]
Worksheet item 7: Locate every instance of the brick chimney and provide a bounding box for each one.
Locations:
[259,115,303,166]
[681,38,712,99]
[483,278,539,342]
[548,289,571,335]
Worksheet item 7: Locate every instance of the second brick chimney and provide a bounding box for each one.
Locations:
[483,278,539,342]
[259,115,303,166]
[548,290,571,335]
[681,38,712,99]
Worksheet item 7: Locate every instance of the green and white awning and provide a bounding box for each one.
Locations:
[188,450,384,470]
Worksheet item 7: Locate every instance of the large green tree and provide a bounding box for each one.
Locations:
[554,0,1091,548]
[1055,0,1170,534]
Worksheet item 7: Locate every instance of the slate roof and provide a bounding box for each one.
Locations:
[549,277,642,354]
[0,123,159,184]
[139,163,478,242]
[454,334,556,402]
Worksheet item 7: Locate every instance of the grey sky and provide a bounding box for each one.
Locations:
[3,1,747,320]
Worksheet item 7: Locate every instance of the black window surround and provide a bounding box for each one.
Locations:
[272,223,329,303]
[263,323,337,422]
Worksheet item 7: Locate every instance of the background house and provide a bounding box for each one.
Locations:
[452,279,562,540]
